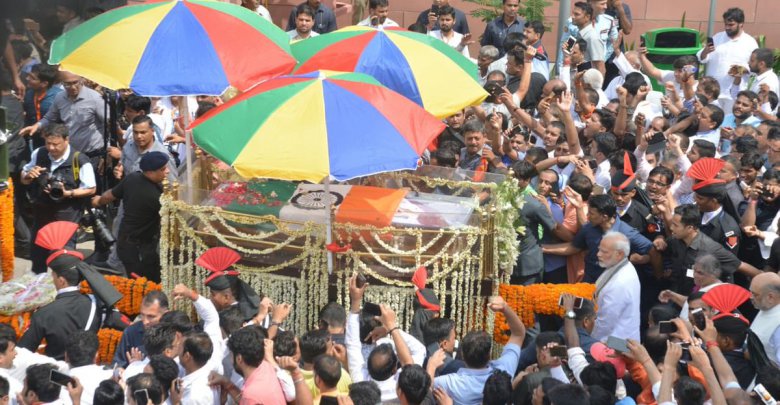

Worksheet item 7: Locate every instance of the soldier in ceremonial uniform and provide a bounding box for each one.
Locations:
[18,222,123,360]
[691,158,742,256]
[196,247,262,324]
[610,152,662,242]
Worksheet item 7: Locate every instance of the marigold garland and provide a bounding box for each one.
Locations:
[96,328,123,364]
[0,311,31,338]
[0,179,14,282]
[80,276,161,317]
[493,283,597,344]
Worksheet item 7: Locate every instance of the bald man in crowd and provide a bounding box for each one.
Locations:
[750,272,780,367]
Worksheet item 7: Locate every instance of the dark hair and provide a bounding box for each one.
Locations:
[126,94,152,114]
[623,72,647,96]
[548,384,589,405]
[368,0,388,9]
[195,101,217,118]
[769,126,780,142]
[526,147,549,164]
[574,299,596,323]
[741,152,765,170]
[608,150,635,173]
[674,204,700,229]
[673,55,698,70]
[142,291,169,309]
[320,302,347,329]
[698,77,720,99]
[525,20,545,37]
[44,123,69,139]
[583,88,600,106]
[763,168,780,183]
[0,324,16,354]
[143,324,176,357]
[535,331,565,349]
[438,5,455,18]
[126,373,164,405]
[461,331,492,368]
[735,136,759,155]
[483,370,512,405]
[11,40,32,61]
[0,375,8,398]
[594,132,618,157]
[432,148,457,168]
[593,109,616,133]
[30,63,59,87]
[397,365,430,405]
[296,3,315,18]
[649,304,678,324]
[349,381,382,405]
[273,330,298,357]
[407,23,427,33]
[573,1,593,18]
[183,331,212,367]
[147,355,179,397]
[65,331,99,367]
[367,343,397,381]
[722,7,745,23]
[568,173,593,201]
[713,316,748,347]
[423,317,455,346]
[755,365,780,400]
[218,306,245,337]
[673,376,706,405]
[581,362,618,393]
[25,364,61,402]
[314,355,342,389]
[705,104,724,128]
[588,194,617,218]
[691,139,716,158]
[300,329,331,364]
[93,379,125,405]
[503,32,526,54]
[131,114,154,130]
[160,310,192,334]
[513,160,538,181]
[575,38,588,54]
[587,385,616,405]
[227,325,265,368]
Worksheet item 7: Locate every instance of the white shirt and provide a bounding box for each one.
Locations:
[64,364,112,405]
[22,145,96,189]
[345,313,426,402]
[0,368,23,405]
[192,296,224,375]
[729,69,780,100]
[254,5,272,22]
[429,30,470,58]
[357,16,399,28]
[287,29,320,41]
[595,159,611,191]
[701,206,723,225]
[182,364,220,405]
[751,304,780,367]
[592,260,641,342]
[697,30,759,93]
[689,129,720,150]
[122,358,149,382]
[10,347,67,382]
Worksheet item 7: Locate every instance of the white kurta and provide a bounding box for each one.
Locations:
[592,260,641,342]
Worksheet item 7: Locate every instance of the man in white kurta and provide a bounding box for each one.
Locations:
[696,8,758,92]
[592,231,641,342]
[749,272,780,367]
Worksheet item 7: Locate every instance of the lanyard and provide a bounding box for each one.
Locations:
[34,91,46,121]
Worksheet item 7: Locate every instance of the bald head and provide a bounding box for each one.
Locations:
[750,272,780,311]
[59,70,84,98]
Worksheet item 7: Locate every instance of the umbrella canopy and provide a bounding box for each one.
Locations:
[190,71,445,182]
[49,0,296,96]
[291,26,487,119]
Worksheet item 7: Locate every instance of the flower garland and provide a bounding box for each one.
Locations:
[491,175,523,275]
[80,276,161,317]
[493,283,596,344]
[0,311,31,338]
[96,328,123,364]
[0,179,14,281]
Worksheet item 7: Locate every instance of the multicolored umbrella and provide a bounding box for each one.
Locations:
[190,70,445,182]
[49,0,296,96]
[291,26,487,119]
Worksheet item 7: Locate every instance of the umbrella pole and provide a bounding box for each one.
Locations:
[182,98,194,204]
[324,178,334,275]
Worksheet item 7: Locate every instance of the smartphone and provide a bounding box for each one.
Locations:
[566,36,576,50]
[690,308,705,331]
[557,295,584,309]
[640,36,646,48]
[355,272,367,288]
[112,363,121,380]
[133,389,150,405]
[549,345,568,357]
[430,4,440,16]
[707,36,714,47]
[49,369,75,387]
[683,65,698,75]
[762,186,775,199]
[363,302,382,317]
[658,321,678,334]
[606,336,628,353]
[576,61,593,72]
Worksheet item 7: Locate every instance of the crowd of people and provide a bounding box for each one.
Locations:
[2,0,780,404]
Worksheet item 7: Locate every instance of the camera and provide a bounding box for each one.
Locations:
[483,80,504,103]
[46,173,67,202]
[81,208,115,245]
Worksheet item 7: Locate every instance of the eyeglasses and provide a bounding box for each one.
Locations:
[646,179,669,187]
[62,80,81,87]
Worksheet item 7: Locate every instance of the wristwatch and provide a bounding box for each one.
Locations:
[565,311,576,320]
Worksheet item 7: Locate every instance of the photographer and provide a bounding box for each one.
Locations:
[20,124,96,274]
[91,152,169,282]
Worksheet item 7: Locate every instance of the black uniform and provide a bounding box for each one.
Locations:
[663,231,741,295]
[700,209,742,256]
[18,289,102,360]
[619,200,661,241]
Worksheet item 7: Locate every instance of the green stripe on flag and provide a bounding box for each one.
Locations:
[193,80,315,164]
[49,2,169,63]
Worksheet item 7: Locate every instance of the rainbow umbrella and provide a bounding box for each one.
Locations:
[291,26,487,119]
[49,0,296,96]
[190,70,445,182]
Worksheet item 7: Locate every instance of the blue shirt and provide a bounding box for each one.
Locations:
[517,327,598,370]
[480,15,525,56]
[433,343,521,405]
[23,86,63,126]
[720,114,760,154]
[572,217,652,282]
[286,2,337,34]
[112,321,146,368]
